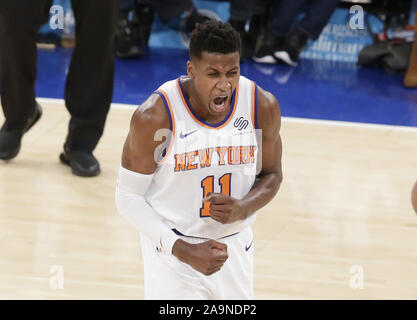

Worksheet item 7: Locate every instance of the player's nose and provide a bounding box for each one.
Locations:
[216,78,231,92]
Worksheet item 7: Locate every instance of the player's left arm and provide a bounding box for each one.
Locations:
[204,86,283,224]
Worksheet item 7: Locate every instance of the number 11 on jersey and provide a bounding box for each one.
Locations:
[200,173,231,217]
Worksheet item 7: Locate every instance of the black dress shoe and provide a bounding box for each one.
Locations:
[253,31,284,64]
[59,149,101,177]
[274,28,309,67]
[0,103,42,160]
[115,13,144,59]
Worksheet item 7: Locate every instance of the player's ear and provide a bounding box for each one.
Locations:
[187,60,195,79]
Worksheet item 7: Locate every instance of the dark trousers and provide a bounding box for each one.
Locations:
[229,0,261,21]
[269,0,339,40]
[0,0,119,152]
[120,0,135,13]
[145,0,260,23]
[204,0,261,21]
[148,0,192,22]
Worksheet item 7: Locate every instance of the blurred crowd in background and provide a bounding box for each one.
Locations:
[109,0,416,87]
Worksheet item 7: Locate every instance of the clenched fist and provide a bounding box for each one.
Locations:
[203,192,248,224]
[172,239,228,276]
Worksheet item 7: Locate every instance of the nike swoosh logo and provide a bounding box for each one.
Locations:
[245,240,253,252]
[179,129,198,139]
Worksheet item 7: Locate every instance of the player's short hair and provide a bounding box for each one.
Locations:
[189,20,241,61]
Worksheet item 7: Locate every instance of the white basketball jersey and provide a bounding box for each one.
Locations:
[145,75,259,239]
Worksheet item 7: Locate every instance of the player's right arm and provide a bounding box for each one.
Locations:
[116,93,228,276]
[121,94,169,174]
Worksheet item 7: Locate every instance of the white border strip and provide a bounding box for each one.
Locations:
[36,97,137,110]
[36,97,417,133]
[284,116,417,132]
[36,97,65,105]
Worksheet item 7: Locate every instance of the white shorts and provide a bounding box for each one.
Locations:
[140,226,254,300]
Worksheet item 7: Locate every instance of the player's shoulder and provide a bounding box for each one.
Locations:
[256,85,281,133]
[130,93,171,135]
[257,85,280,117]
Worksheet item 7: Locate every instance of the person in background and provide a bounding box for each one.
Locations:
[116,0,154,59]
[115,0,262,61]
[115,0,210,60]
[227,0,263,60]
[253,0,339,66]
[0,0,120,177]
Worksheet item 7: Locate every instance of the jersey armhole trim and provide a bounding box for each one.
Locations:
[251,81,258,130]
[154,90,175,165]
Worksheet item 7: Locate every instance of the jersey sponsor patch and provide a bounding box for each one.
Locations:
[234,116,249,131]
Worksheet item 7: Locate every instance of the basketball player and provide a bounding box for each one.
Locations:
[115,20,283,299]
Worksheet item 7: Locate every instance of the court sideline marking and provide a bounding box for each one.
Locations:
[36,97,417,133]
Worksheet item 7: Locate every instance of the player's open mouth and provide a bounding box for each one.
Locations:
[210,95,229,113]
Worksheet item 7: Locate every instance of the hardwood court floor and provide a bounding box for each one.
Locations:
[0,100,416,299]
